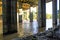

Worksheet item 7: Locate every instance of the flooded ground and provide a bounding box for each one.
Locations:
[0,19,59,40]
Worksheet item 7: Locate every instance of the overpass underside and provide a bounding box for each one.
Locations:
[0,0,60,40]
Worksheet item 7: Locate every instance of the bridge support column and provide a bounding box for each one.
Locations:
[59,0,60,24]
[38,0,46,32]
[2,0,17,35]
[52,0,57,27]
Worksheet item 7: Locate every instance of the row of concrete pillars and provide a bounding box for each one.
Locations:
[2,0,60,35]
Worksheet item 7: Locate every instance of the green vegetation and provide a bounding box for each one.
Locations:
[46,14,52,19]
[23,12,60,20]
[46,13,59,19]
[58,13,60,18]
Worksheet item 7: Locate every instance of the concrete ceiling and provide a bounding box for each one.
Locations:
[35,0,52,5]
[18,0,52,3]
[0,0,52,7]
[0,0,52,2]
[18,0,52,5]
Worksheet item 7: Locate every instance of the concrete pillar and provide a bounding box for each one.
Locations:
[52,0,57,27]
[2,0,11,35]
[29,7,33,22]
[59,0,60,24]
[19,2,22,23]
[19,2,22,9]
[38,0,46,31]
[11,0,17,33]
[2,0,17,35]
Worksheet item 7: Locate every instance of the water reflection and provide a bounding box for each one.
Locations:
[19,19,58,37]
[32,20,38,34]
[21,20,38,37]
